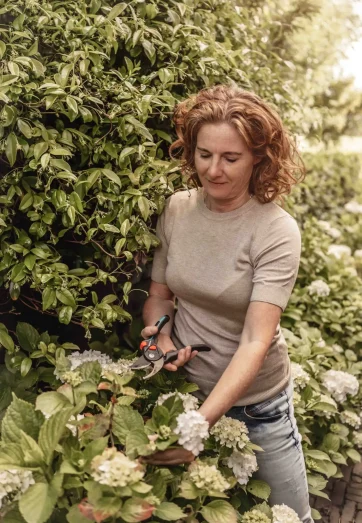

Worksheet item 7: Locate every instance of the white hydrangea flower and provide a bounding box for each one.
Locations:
[272,504,302,523]
[316,338,326,348]
[157,391,199,412]
[322,369,359,403]
[61,370,83,387]
[225,451,258,485]
[188,460,230,492]
[307,280,330,297]
[328,245,352,259]
[210,416,250,451]
[317,220,341,239]
[68,350,113,370]
[291,363,310,390]
[353,431,362,449]
[354,249,362,259]
[101,358,137,377]
[314,394,338,419]
[345,267,358,277]
[340,410,361,429]
[344,201,362,214]
[91,448,144,487]
[174,410,209,456]
[331,343,344,353]
[0,469,35,509]
[241,510,271,523]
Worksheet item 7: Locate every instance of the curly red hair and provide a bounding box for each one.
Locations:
[170,85,305,203]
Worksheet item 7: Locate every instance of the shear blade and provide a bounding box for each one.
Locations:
[143,359,164,380]
[130,355,151,370]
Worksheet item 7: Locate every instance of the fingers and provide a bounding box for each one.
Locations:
[163,346,198,372]
[141,325,158,338]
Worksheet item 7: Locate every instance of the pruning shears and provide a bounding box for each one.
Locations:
[130,315,211,379]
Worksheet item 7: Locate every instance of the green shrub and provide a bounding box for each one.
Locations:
[0,0,301,338]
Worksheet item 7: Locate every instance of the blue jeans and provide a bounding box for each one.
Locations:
[226,380,313,523]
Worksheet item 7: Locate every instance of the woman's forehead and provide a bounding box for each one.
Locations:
[196,123,248,152]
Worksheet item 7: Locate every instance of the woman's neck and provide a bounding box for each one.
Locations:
[204,189,253,213]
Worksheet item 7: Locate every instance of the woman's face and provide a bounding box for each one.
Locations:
[194,122,257,204]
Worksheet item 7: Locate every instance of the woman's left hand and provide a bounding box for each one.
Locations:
[141,448,195,465]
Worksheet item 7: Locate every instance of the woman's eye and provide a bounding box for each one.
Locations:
[225,158,237,163]
[200,154,211,159]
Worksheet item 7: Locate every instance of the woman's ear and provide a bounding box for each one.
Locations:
[253,156,262,166]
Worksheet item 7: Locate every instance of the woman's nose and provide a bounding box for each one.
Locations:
[207,159,221,178]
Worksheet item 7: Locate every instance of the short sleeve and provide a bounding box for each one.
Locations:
[250,215,301,311]
[150,201,170,285]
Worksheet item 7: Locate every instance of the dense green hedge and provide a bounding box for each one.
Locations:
[0,0,303,339]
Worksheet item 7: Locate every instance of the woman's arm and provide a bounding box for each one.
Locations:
[198,301,282,427]
[142,280,176,336]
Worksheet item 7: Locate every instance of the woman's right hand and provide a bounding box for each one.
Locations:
[140,326,198,372]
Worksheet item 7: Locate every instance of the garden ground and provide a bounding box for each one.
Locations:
[311,463,362,522]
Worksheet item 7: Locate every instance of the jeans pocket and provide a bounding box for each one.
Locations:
[243,390,288,421]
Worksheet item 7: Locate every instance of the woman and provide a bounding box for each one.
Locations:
[141,85,312,523]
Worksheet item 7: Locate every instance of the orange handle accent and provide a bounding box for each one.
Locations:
[140,341,148,350]
[149,345,157,350]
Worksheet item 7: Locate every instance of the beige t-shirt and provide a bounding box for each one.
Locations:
[151,188,301,406]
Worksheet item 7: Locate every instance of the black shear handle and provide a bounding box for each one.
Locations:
[164,344,211,364]
[154,315,170,334]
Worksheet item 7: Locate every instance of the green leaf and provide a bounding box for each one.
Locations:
[42,287,56,311]
[16,322,40,352]
[66,505,91,523]
[78,361,102,384]
[34,142,48,161]
[19,430,45,466]
[56,289,76,308]
[119,498,155,523]
[115,237,126,255]
[19,481,60,523]
[177,480,201,499]
[1,505,26,522]
[90,317,105,329]
[125,429,150,459]
[201,500,238,523]
[21,357,32,377]
[59,306,73,325]
[0,329,14,352]
[35,391,72,417]
[6,132,17,166]
[112,405,144,444]
[0,41,6,59]
[17,119,32,138]
[102,169,122,187]
[323,433,340,453]
[305,450,331,461]
[107,3,127,19]
[346,448,361,463]
[39,407,73,464]
[19,192,33,211]
[154,502,185,521]
[246,479,271,501]
[24,253,36,270]
[138,196,150,221]
[2,395,43,444]
[66,96,78,114]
